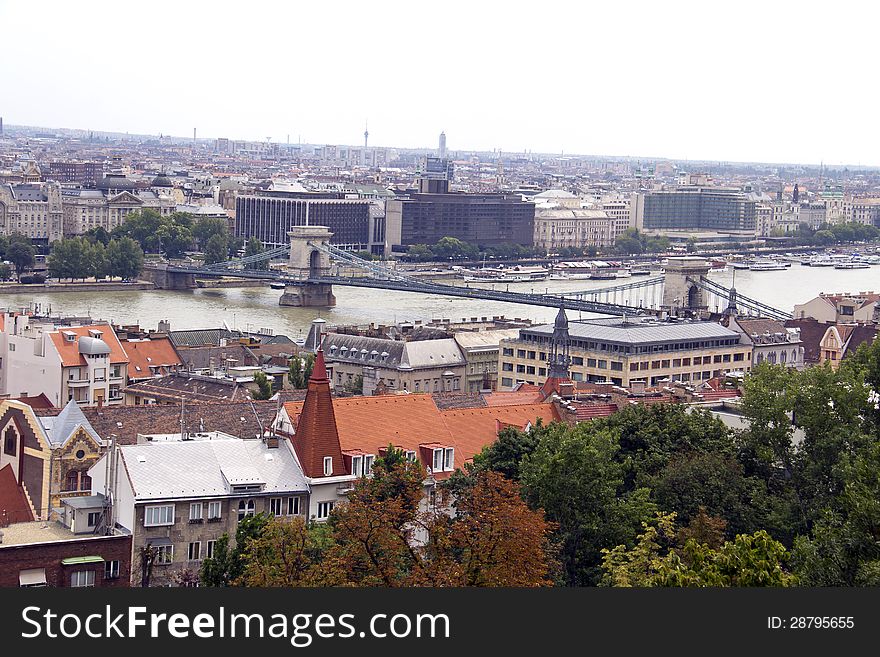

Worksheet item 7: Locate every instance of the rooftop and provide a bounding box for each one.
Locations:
[522,317,739,345]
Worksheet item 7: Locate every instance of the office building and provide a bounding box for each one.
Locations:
[44,161,103,186]
[635,187,756,232]
[0,182,64,242]
[499,316,746,389]
[234,190,380,252]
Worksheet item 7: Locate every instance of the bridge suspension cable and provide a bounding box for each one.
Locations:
[690,276,792,320]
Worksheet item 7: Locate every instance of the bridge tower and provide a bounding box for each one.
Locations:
[279,226,337,307]
[662,256,711,314]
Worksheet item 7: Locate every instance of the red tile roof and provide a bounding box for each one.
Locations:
[48,325,129,367]
[121,337,182,380]
[9,394,54,410]
[0,464,34,526]
[287,350,346,479]
[571,403,618,420]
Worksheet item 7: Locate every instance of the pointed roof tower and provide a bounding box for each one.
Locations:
[288,349,345,478]
[541,303,573,398]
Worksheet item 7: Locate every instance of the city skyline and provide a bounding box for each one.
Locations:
[2,1,879,167]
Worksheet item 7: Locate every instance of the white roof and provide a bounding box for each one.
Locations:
[117,439,309,500]
[400,338,465,369]
[453,329,523,351]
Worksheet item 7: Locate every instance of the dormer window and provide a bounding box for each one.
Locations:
[63,331,76,343]
[364,454,375,477]
[444,447,454,470]
[351,455,362,477]
[432,447,455,472]
[323,456,333,477]
[405,450,416,462]
[88,329,103,339]
[432,448,444,472]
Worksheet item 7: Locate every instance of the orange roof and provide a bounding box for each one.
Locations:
[0,464,34,524]
[483,389,546,406]
[48,325,129,367]
[121,337,182,379]
[440,403,560,468]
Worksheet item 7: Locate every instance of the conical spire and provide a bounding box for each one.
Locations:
[288,348,344,478]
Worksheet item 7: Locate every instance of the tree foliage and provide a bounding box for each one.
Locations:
[251,371,273,400]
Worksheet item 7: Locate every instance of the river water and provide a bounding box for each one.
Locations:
[2,265,879,339]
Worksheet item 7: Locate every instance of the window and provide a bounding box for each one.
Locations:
[571,356,584,366]
[433,448,444,472]
[144,504,174,527]
[444,447,454,471]
[516,365,525,373]
[364,454,375,477]
[323,456,333,476]
[502,362,513,372]
[316,501,334,520]
[516,349,526,358]
[3,427,15,456]
[733,353,744,362]
[206,540,216,560]
[501,377,513,387]
[155,545,174,565]
[502,348,514,357]
[104,560,120,580]
[269,497,283,515]
[207,501,221,520]
[405,450,417,462]
[87,511,100,528]
[351,455,362,477]
[188,541,201,561]
[189,502,203,521]
[237,500,255,521]
[71,570,96,587]
[287,496,300,515]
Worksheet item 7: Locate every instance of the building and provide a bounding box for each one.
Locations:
[725,317,804,369]
[119,336,183,382]
[0,316,129,407]
[321,333,466,394]
[601,196,634,240]
[234,190,379,252]
[815,323,877,369]
[533,206,614,251]
[44,161,103,186]
[634,187,756,233]
[0,513,132,588]
[0,398,106,520]
[499,315,746,389]
[850,198,880,226]
[275,350,559,521]
[793,292,880,324]
[0,182,64,242]
[386,191,535,250]
[453,329,522,393]
[89,431,310,586]
[61,183,175,236]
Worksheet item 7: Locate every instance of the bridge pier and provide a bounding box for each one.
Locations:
[141,263,197,290]
[662,256,711,313]
[279,281,337,307]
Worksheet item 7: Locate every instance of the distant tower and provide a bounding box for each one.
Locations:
[793,183,800,204]
[439,131,447,159]
[193,127,197,145]
[364,121,369,150]
[547,304,571,380]
[0,117,3,136]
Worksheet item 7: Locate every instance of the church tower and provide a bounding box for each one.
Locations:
[547,304,571,380]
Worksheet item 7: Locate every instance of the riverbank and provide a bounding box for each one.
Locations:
[0,281,155,294]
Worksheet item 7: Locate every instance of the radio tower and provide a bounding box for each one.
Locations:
[363,120,369,150]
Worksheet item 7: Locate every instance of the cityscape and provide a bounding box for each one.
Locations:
[2,3,880,602]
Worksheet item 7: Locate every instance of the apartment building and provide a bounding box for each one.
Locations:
[453,329,522,393]
[0,182,64,242]
[498,316,746,389]
[89,432,310,587]
[0,315,129,407]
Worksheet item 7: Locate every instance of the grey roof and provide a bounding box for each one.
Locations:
[522,317,739,346]
[38,399,103,447]
[61,494,105,509]
[322,333,406,367]
[454,329,522,352]
[78,336,111,355]
[117,439,309,500]
[400,338,464,369]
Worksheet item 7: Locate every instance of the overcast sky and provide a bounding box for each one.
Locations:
[1,0,877,165]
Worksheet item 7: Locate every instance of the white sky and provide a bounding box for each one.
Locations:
[1,0,877,165]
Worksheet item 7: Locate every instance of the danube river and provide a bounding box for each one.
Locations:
[2,265,879,339]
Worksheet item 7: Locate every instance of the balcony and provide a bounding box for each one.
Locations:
[67,378,90,387]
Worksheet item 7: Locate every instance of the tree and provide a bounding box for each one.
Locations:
[302,353,315,382]
[48,238,91,280]
[237,516,331,587]
[193,217,229,250]
[602,512,795,587]
[105,237,144,280]
[245,236,268,270]
[6,241,35,277]
[204,233,229,265]
[469,423,543,481]
[288,357,304,389]
[112,209,164,252]
[200,513,271,586]
[84,226,111,246]
[156,221,193,259]
[0,263,11,281]
[252,371,273,400]
[519,422,656,586]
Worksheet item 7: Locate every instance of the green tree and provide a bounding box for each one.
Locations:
[0,262,11,281]
[288,356,304,389]
[6,241,35,277]
[252,371,273,400]
[84,226,111,246]
[48,238,92,280]
[245,236,268,270]
[88,239,108,279]
[156,221,193,259]
[204,233,229,265]
[199,513,271,586]
[302,353,315,382]
[602,512,796,587]
[193,217,229,250]
[343,374,364,395]
[519,422,656,586]
[112,209,164,251]
[105,237,144,280]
